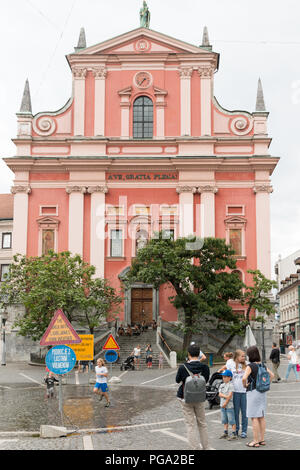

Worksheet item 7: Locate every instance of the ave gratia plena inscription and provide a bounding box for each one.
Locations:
[107,172,178,181]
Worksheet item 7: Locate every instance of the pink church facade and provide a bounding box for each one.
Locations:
[5,27,279,326]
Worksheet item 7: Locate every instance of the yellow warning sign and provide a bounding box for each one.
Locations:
[40,309,82,346]
[66,335,94,361]
[102,334,120,351]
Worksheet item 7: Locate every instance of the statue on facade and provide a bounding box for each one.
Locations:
[140,1,150,28]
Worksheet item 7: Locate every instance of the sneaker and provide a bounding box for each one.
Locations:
[228,434,238,441]
[104,402,110,408]
[241,432,247,439]
[219,433,228,439]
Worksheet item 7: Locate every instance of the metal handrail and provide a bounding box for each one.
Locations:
[158,331,172,353]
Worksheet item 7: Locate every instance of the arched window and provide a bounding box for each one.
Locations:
[133,96,153,139]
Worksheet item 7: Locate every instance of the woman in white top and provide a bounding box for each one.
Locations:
[285,346,299,381]
[133,345,141,370]
[227,350,248,438]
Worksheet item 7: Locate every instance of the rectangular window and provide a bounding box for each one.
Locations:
[0,264,10,282]
[2,233,12,249]
[229,229,242,256]
[162,229,174,240]
[110,229,123,257]
[42,229,55,255]
[226,206,244,215]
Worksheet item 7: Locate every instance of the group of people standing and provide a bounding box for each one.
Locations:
[176,343,276,450]
[131,344,164,370]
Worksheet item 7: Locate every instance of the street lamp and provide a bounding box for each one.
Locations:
[1,309,8,366]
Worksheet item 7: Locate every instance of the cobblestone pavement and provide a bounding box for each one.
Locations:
[0,360,299,451]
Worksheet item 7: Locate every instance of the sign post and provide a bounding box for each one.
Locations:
[40,310,81,425]
[102,334,120,379]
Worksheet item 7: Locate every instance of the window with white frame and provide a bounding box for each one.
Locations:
[2,232,12,249]
[110,229,123,257]
[0,264,10,282]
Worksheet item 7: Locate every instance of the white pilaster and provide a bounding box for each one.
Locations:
[198,185,218,237]
[72,67,87,136]
[93,67,107,136]
[254,184,273,279]
[11,185,31,256]
[66,186,86,256]
[179,68,192,136]
[88,186,108,278]
[176,186,196,237]
[198,66,213,136]
[118,87,132,138]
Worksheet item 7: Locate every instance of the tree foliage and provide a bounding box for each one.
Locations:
[0,251,121,340]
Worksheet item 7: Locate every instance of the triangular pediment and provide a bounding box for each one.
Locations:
[72,28,212,56]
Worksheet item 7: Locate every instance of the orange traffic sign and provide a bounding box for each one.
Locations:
[102,334,120,351]
[40,309,82,346]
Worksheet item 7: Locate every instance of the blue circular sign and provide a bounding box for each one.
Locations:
[46,345,77,375]
[104,349,118,363]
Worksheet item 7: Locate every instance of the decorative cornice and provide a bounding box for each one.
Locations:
[11,185,31,195]
[66,185,87,194]
[176,185,197,194]
[87,185,108,194]
[253,185,273,194]
[198,185,218,194]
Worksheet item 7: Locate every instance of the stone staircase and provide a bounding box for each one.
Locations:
[108,329,168,369]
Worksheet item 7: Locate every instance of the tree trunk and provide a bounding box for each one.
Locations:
[217,332,236,356]
[182,330,193,352]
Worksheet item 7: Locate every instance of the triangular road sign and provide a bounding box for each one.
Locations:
[40,309,82,346]
[102,334,120,351]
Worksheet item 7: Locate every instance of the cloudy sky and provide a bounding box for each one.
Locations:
[1,0,299,276]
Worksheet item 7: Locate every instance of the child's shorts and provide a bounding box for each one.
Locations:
[94,382,108,393]
[221,407,236,426]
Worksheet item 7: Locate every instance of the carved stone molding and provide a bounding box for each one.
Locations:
[198,185,218,194]
[11,185,31,195]
[66,186,87,194]
[176,186,197,194]
[72,67,87,79]
[178,67,193,79]
[92,67,108,79]
[253,185,273,194]
[87,185,108,194]
[198,65,214,78]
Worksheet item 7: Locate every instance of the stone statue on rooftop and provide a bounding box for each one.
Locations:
[140,1,150,28]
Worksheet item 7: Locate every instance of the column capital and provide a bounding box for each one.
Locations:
[178,67,193,79]
[176,185,197,194]
[66,185,87,194]
[11,185,31,195]
[198,65,214,78]
[253,185,273,194]
[198,185,218,194]
[92,67,108,79]
[87,185,108,194]
[72,67,87,79]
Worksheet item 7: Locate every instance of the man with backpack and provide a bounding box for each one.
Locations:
[176,344,210,450]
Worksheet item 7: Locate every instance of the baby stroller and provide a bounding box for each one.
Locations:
[120,355,135,371]
[206,372,223,409]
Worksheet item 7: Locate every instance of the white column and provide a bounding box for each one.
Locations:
[66,186,86,256]
[176,186,196,237]
[11,185,31,255]
[179,68,192,136]
[72,67,87,136]
[198,185,218,237]
[254,185,273,279]
[88,186,108,278]
[198,66,213,136]
[93,67,107,136]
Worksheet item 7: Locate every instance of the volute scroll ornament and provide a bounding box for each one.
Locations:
[11,185,32,195]
[32,116,56,137]
[230,116,253,136]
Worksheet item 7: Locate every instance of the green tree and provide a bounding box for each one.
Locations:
[126,233,244,350]
[0,251,121,341]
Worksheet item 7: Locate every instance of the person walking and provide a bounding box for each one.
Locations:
[228,349,248,438]
[242,346,274,448]
[218,370,237,440]
[44,371,59,399]
[285,345,299,381]
[93,358,110,407]
[176,344,210,450]
[269,342,281,383]
[133,344,141,370]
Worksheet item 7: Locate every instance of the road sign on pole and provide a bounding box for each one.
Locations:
[46,345,77,375]
[102,334,120,351]
[40,309,82,346]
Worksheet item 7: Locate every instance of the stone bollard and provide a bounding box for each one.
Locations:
[170,351,177,368]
